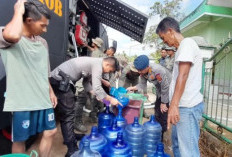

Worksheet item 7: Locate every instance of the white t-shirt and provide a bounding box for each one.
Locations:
[169,38,203,108]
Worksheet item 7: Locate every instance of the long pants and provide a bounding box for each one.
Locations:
[50,78,76,151]
[74,90,86,125]
[172,102,204,157]
[154,97,169,141]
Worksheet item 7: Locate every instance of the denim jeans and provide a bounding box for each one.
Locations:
[172,102,204,157]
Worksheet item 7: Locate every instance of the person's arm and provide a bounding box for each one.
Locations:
[3,0,25,43]
[136,76,147,93]
[82,77,92,93]
[101,79,111,88]
[167,62,191,129]
[127,75,147,92]
[118,66,128,87]
[84,43,94,52]
[49,83,58,108]
[159,71,170,113]
[160,73,170,104]
[91,63,121,106]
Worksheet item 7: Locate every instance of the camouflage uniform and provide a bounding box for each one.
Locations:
[91,48,106,58]
[165,55,175,72]
[119,64,140,88]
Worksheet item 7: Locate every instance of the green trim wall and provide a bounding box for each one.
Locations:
[180,0,232,47]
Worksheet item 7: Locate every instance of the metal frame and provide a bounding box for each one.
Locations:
[202,38,232,144]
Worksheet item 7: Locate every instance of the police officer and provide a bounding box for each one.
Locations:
[50,57,120,157]
[127,55,172,141]
[74,38,105,127]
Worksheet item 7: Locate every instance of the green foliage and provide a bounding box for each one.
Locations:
[144,0,185,44]
[128,55,138,62]
[150,50,161,64]
[149,0,184,20]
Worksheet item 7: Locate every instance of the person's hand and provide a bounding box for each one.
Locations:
[167,103,180,129]
[101,79,111,88]
[50,91,58,108]
[83,43,88,47]
[126,86,137,92]
[14,0,26,15]
[109,97,122,106]
[160,103,168,113]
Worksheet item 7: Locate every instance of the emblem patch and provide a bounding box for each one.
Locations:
[22,120,30,129]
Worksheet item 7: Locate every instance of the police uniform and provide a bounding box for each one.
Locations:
[50,57,108,154]
[136,63,172,139]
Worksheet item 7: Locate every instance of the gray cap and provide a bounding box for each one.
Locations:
[92,37,104,48]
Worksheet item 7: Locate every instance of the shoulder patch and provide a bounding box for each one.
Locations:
[149,74,155,80]
[155,73,162,82]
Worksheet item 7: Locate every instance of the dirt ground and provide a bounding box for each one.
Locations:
[24,93,173,157]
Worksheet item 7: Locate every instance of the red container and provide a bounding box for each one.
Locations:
[113,99,143,124]
[122,99,143,124]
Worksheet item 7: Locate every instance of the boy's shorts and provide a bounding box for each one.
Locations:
[12,108,56,142]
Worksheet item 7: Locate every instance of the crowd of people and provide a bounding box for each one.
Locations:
[0,1,204,157]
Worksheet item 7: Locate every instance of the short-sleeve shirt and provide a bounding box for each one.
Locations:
[169,38,203,107]
[50,57,107,100]
[136,63,172,104]
[0,27,52,111]
[91,48,106,58]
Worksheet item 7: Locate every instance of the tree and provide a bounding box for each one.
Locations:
[150,50,162,64]
[144,0,184,44]
[149,0,184,20]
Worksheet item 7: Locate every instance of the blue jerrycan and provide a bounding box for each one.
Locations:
[71,139,101,157]
[124,117,145,157]
[79,126,107,155]
[153,142,170,157]
[98,106,114,134]
[143,115,162,156]
[103,132,132,157]
[102,119,123,144]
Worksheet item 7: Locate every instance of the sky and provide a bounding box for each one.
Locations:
[105,0,204,56]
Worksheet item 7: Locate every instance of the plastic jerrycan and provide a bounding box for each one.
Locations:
[143,115,162,156]
[98,105,114,134]
[124,117,145,157]
[79,126,107,155]
[71,139,101,157]
[102,119,123,144]
[102,132,132,157]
